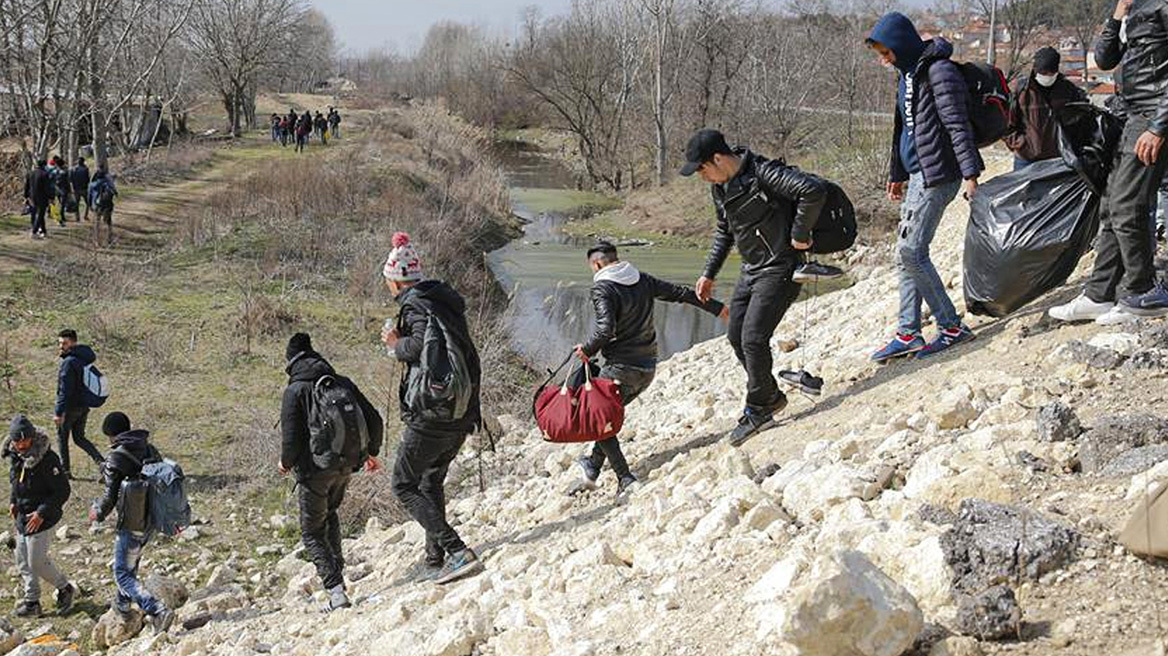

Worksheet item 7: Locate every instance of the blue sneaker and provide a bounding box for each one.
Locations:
[916,325,976,359]
[871,334,926,363]
[1119,283,1168,318]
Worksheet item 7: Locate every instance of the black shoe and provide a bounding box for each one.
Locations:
[326,586,351,611]
[793,261,845,283]
[434,549,484,585]
[56,583,75,613]
[617,475,640,497]
[727,412,774,447]
[778,369,824,396]
[14,601,41,617]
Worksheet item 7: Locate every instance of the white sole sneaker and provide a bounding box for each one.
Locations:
[1049,296,1114,322]
[1095,307,1140,325]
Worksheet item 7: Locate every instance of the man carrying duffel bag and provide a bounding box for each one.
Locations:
[569,241,727,497]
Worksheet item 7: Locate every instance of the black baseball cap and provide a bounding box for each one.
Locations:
[680,129,732,176]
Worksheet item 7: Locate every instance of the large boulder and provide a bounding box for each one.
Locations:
[1035,402,1082,442]
[954,586,1020,640]
[1079,414,1168,473]
[91,607,145,649]
[941,500,1079,594]
[782,463,868,522]
[778,550,923,656]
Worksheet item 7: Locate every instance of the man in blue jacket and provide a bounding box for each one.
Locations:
[866,12,983,363]
[54,329,104,478]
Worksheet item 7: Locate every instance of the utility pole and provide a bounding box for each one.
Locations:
[987,0,997,66]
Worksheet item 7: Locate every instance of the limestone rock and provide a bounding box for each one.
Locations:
[916,465,1012,512]
[9,637,75,656]
[205,564,237,588]
[145,573,190,610]
[932,386,978,430]
[54,525,73,541]
[492,626,552,656]
[1035,402,1082,442]
[91,607,145,649]
[954,586,1020,640]
[1080,414,1168,473]
[928,636,985,656]
[779,550,923,656]
[1088,332,1141,356]
[941,500,1079,594]
[0,618,22,654]
[782,463,867,522]
[687,501,740,547]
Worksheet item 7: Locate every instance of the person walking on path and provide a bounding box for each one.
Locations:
[682,129,825,445]
[570,241,727,495]
[280,332,383,611]
[866,12,983,363]
[54,329,104,479]
[1005,47,1088,171]
[380,232,485,585]
[88,169,117,245]
[69,158,91,223]
[23,160,51,239]
[314,112,329,145]
[1049,0,1168,324]
[88,412,174,634]
[295,114,311,153]
[328,108,341,139]
[6,414,75,618]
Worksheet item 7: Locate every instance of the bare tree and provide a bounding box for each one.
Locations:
[1055,0,1112,76]
[970,0,1055,79]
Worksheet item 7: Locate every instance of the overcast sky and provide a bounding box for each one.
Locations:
[310,0,935,54]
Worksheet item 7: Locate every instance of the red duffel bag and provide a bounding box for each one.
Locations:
[532,353,624,443]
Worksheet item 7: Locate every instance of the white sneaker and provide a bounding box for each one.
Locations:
[1095,305,1140,326]
[1048,295,1114,322]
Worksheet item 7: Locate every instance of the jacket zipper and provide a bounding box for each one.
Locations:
[755,228,777,259]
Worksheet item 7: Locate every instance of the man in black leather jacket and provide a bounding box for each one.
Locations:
[1052,0,1168,324]
[571,242,727,496]
[682,129,825,446]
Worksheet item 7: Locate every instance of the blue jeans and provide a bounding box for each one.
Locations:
[114,530,161,615]
[897,173,962,335]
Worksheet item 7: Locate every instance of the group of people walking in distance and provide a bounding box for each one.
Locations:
[22,155,117,243]
[6,4,1168,631]
[270,106,342,153]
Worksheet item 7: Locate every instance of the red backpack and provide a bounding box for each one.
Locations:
[533,354,624,443]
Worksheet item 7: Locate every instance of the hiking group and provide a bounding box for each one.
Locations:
[8,2,1168,630]
[22,155,117,243]
[271,107,341,152]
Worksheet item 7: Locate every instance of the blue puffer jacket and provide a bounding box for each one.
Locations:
[870,13,984,188]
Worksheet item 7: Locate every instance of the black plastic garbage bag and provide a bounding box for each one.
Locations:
[963,104,1122,317]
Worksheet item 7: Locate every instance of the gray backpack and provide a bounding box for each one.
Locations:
[308,375,370,471]
[403,313,473,423]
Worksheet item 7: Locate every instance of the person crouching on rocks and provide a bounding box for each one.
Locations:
[381,232,485,585]
[570,241,728,497]
[6,414,76,618]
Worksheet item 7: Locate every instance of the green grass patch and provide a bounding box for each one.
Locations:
[511,187,621,216]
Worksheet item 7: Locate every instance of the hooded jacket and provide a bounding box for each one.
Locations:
[24,167,52,206]
[70,164,91,197]
[394,280,482,434]
[1004,73,1087,162]
[581,261,725,365]
[869,13,984,188]
[94,429,159,531]
[56,344,97,416]
[6,431,69,536]
[703,149,827,280]
[280,352,383,479]
[1095,1,1168,136]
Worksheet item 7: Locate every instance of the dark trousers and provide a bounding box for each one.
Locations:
[585,363,655,480]
[298,470,350,590]
[31,203,47,235]
[1087,115,1168,302]
[727,265,802,414]
[392,428,467,564]
[57,407,103,473]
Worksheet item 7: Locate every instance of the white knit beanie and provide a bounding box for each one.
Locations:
[383,232,424,282]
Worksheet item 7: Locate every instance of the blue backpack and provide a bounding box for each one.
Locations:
[81,362,110,408]
[117,448,192,537]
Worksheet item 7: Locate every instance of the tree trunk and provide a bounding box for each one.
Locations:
[88,52,109,172]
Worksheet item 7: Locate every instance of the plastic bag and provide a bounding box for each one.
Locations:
[963,104,1123,317]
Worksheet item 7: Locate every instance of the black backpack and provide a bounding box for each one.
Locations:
[810,181,857,255]
[96,184,115,210]
[307,375,370,471]
[957,61,1010,147]
[403,312,473,423]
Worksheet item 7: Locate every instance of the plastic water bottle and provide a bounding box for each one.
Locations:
[382,317,395,355]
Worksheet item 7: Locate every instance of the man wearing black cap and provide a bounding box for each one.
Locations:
[1004,47,1086,171]
[680,128,826,446]
[569,241,728,495]
[280,332,383,610]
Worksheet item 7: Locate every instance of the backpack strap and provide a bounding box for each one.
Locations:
[114,445,142,469]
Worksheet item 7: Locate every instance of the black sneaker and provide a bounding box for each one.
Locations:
[150,608,175,633]
[616,475,640,497]
[727,412,774,447]
[56,583,75,614]
[793,261,845,283]
[13,601,41,617]
[778,369,823,396]
[434,549,484,585]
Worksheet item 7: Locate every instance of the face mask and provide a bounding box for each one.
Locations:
[1035,73,1058,87]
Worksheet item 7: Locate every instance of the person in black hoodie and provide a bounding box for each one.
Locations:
[88,412,174,634]
[7,415,75,617]
[280,332,383,611]
[570,241,727,496]
[23,159,51,239]
[681,129,826,446]
[380,232,484,585]
[54,329,104,477]
[69,157,91,222]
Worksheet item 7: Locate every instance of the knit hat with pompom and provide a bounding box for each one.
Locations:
[383,232,424,282]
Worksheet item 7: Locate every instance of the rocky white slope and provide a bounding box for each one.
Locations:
[104,159,1168,656]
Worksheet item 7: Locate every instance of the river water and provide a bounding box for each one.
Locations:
[487,141,738,370]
